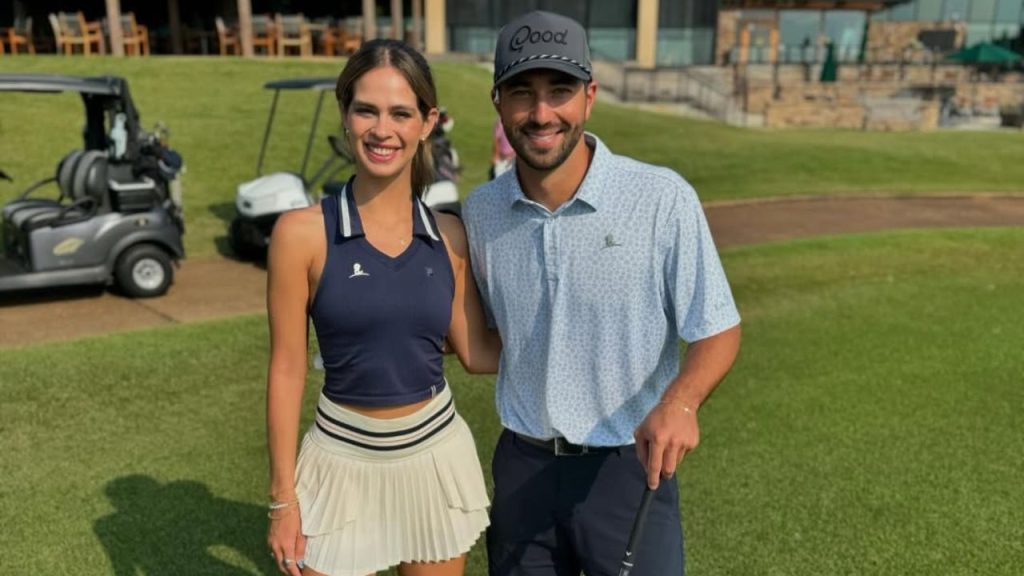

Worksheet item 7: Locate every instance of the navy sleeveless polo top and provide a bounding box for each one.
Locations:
[309,181,454,406]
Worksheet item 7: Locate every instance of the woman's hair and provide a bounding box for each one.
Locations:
[335,39,437,197]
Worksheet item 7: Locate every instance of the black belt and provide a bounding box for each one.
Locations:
[513,432,624,456]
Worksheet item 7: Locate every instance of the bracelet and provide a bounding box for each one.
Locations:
[268,506,298,520]
[660,397,696,415]
[268,499,299,511]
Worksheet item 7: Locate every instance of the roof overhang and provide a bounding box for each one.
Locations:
[720,0,911,10]
[263,77,336,91]
[0,74,126,96]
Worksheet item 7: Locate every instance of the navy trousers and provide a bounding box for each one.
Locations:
[487,429,685,576]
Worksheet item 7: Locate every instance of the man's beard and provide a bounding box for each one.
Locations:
[507,120,584,172]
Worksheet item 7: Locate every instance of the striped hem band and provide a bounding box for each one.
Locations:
[314,395,457,452]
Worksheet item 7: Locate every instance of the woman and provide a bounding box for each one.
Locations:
[265,39,500,576]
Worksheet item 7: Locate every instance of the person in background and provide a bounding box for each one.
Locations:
[490,116,515,180]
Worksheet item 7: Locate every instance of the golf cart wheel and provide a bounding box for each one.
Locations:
[115,244,173,298]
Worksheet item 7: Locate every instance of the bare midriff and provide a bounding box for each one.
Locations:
[340,397,434,419]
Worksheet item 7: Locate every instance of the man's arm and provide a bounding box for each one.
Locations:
[633,324,741,489]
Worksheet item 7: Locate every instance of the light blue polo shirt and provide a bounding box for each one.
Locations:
[463,133,740,446]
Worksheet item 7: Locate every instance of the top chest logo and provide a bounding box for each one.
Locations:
[509,25,568,53]
[349,263,370,279]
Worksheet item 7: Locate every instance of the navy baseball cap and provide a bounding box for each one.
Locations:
[493,11,592,88]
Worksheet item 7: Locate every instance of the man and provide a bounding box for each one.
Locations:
[462,10,742,576]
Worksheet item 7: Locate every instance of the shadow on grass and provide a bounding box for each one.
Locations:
[208,203,268,267]
[208,201,236,224]
[94,475,274,575]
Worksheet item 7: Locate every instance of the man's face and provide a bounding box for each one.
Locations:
[495,70,596,172]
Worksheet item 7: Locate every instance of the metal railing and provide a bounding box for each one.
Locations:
[611,65,750,126]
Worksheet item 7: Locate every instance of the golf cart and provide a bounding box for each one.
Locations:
[228,77,461,260]
[0,74,185,298]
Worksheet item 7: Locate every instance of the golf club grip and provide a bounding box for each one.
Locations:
[617,486,656,576]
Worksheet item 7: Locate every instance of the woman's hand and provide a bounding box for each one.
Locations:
[268,507,306,576]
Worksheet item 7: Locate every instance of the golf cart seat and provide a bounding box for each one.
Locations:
[7,150,108,231]
[1,149,84,222]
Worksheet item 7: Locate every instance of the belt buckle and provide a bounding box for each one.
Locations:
[553,437,587,456]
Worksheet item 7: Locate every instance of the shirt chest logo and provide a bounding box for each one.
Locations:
[348,263,370,278]
[603,233,623,249]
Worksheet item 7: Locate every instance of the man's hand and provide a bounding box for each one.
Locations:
[633,398,699,490]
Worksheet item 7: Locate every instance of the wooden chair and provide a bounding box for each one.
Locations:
[49,13,83,55]
[338,18,362,55]
[251,14,275,56]
[7,17,35,54]
[56,12,104,55]
[119,13,150,56]
[275,14,312,57]
[215,17,239,55]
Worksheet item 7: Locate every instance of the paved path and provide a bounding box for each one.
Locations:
[2,195,1022,349]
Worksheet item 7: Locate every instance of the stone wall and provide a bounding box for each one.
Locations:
[954,79,1024,112]
[763,102,865,129]
[864,21,967,63]
[716,10,739,66]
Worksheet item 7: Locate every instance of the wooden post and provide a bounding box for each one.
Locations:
[106,0,124,56]
[391,0,403,41]
[237,0,253,57]
[636,0,659,68]
[411,0,423,51]
[168,0,183,54]
[424,0,445,55]
[363,0,377,42]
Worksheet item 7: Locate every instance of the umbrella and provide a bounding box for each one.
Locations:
[820,41,838,83]
[945,42,1022,64]
[946,42,1022,112]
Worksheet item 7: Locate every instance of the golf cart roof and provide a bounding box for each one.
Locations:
[264,78,336,91]
[0,73,144,159]
[0,74,130,96]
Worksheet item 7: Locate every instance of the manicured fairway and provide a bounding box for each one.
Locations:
[1,227,1020,575]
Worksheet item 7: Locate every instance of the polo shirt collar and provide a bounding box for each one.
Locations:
[504,132,611,212]
[337,178,441,242]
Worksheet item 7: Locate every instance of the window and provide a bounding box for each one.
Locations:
[888,2,917,21]
[917,0,945,21]
[969,0,998,23]
[824,11,866,62]
[995,0,1023,23]
[944,0,970,21]
[779,10,821,63]
[585,0,631,27]
[965,22,995,43]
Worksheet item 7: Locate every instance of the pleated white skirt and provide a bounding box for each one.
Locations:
[294,385,490,576]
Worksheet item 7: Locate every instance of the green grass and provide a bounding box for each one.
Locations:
[2,56,1023,258]
[1,227,1021,575]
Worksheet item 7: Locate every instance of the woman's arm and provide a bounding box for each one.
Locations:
[265,209,319,576]
[435,211,502,374]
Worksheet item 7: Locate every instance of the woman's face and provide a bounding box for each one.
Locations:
[344,66,437,183]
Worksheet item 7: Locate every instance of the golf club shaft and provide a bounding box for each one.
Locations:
[617,486,656,576]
